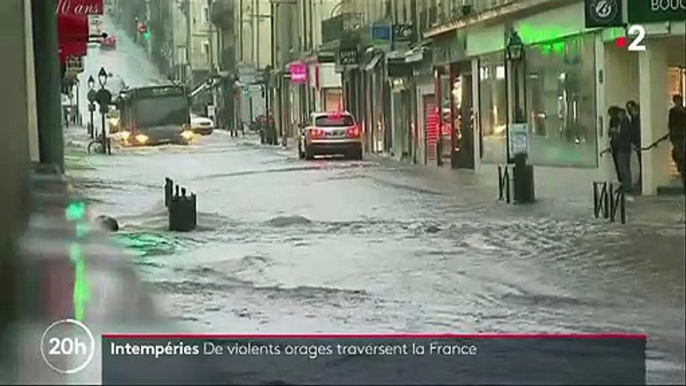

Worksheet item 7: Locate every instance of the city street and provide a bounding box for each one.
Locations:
[68,19,685,383]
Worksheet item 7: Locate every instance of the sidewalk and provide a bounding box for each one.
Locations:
[260,135,685,228]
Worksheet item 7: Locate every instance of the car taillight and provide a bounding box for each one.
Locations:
[309,128,324,138]
[346,126,361,138]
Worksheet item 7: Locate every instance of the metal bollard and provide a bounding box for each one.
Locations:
[164,178,173,208]
[167,181,197,232]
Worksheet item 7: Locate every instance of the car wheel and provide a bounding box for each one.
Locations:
[351,147,363,160]
[304,146,315,160]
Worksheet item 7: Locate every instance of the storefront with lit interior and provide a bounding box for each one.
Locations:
[479,1,599,169]
[600,0,684,195]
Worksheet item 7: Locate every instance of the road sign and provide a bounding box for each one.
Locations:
[87,90,96,102]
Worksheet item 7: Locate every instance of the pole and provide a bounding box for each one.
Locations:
[254,0,259,67]
[101,110,107,154]
[31,0,64,170]
[89,106,94,138]
[504,50,511,164]
[75,81,81,125]
[184,0,192,85]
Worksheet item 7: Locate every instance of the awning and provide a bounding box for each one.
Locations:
[386,49,407,61]
[404,43,430,63]
[189,82,209,98]
[190,73,231,98]
[364,53,384,71]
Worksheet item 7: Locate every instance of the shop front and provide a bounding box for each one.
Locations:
[477,1,598,168]
[432,33,474,169]
[361,49,387,153]
[388,54,414,161]
[316,63,343,112]
[595,0,685,194]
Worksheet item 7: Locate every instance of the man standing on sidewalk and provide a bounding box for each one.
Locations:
[616,108,635,199]
[668,94,686,187]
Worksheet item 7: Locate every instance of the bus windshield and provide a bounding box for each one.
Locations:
[133,95,189,128]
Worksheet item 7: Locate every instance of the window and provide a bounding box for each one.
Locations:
[202,41,210,54]
[525,34,597,167]
[315,115,355,127]
[203,6,209,23]
[479,53,508,163]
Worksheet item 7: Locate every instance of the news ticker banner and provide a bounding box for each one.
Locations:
[40,321,646,385]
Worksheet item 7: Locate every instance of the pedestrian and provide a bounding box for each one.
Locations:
[615,108,635,198]
[608,106,622,182]
[668,94,686,187]
[626,100,641,191]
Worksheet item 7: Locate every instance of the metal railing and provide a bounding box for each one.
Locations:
[592,181,626,224]
[498,164,512,204]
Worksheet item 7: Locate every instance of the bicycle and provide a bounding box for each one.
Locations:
[87,133,111,154]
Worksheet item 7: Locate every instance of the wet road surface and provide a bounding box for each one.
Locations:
[68,19,685,384]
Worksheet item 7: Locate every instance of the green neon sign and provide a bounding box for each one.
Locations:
[65,201,90,322]
[517,24,571,56]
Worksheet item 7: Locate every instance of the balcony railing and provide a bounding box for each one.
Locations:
[321,12,363,45]
[420,0,518,36]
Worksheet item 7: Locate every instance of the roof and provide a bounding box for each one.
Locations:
[311,111,352,118]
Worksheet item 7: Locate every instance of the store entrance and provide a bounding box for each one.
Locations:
[452,62,475,169]
[667,66,685,180]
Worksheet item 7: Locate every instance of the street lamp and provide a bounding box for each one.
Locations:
[98,67,108,88]
[505,30,534,204]
[506,31,524,61]
[87,75,95,90]
[504,30,526,165]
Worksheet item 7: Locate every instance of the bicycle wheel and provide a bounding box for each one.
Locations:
[87,140,102,154]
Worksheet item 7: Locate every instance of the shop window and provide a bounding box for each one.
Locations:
[525,34,597,167]
[479,54,507,164]
[439,70,452,159]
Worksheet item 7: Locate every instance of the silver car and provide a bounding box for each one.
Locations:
[298,111,363,160]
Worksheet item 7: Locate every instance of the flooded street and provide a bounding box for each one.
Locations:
[68,20,685,384]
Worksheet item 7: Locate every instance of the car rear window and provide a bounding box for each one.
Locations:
[315,115,354,127]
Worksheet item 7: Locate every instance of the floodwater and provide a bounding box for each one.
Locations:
[64,18,686,384]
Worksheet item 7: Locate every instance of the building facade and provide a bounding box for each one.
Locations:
[329,0,684,196]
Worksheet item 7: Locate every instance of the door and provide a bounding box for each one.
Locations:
[452,65,475,169]
[424,95,438,163]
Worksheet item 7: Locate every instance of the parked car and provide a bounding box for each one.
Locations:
[298,111,362,160]
[190,114,214,135]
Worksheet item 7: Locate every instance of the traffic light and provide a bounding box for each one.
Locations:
[138,22,149,40]
[142,30,150,40]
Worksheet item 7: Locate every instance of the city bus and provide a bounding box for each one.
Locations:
[112,84,194,146]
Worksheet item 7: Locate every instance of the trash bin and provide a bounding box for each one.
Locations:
[513,153,535,204]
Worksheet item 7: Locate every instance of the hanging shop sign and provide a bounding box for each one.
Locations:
[337,47,359,66]
[371,22,392,45]
[289,62,307,84]
[56,0,103,15]
[393,24,415,43]
[584,0,623,28]
[627,0,685,23]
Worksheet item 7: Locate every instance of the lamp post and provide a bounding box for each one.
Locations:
[505,31,534,204]
[96,68,112,154]
[87,75,96,138]
[505,30,524,164]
